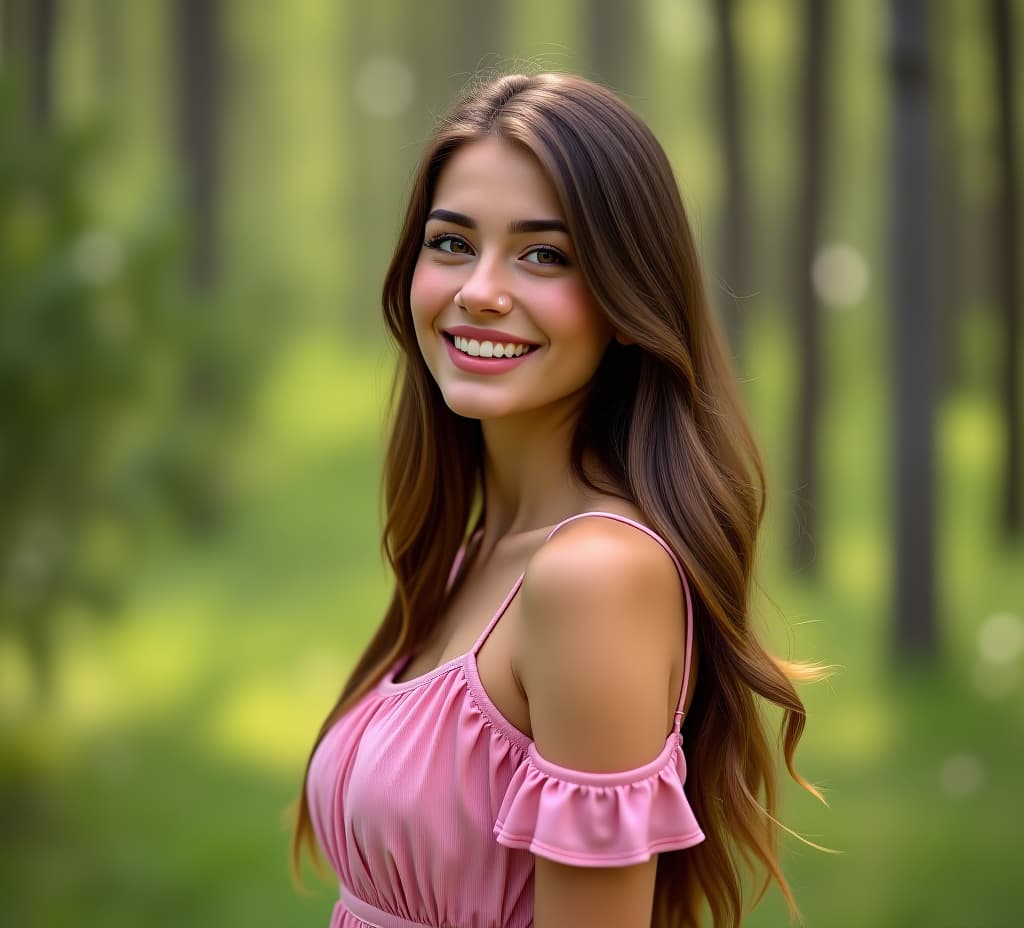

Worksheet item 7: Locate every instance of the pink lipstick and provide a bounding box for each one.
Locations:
[442,333,540,374]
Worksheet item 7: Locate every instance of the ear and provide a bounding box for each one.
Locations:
[614,330,632,345]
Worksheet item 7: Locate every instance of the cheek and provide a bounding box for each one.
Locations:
[540,279,612,346]
[409,261,453,328]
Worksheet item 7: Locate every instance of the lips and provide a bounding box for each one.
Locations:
[442,332,539,374]
[443,325,539,347]
[445,332,537,359]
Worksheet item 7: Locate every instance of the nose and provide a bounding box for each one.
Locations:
[455,255,512,315]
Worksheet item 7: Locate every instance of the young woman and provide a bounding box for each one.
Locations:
[293,72,822,928]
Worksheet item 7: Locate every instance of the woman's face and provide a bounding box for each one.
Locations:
[410,136,614,423]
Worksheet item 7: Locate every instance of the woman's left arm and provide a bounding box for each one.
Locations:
[517,519,686,928]
[534,857,659,928]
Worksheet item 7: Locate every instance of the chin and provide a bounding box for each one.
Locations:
[434,382,524,421]
[441,395,519,422]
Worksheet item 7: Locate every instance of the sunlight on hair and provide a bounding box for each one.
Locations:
[761,806,841,856]
[775,656,838,686]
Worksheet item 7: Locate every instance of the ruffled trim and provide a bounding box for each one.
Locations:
[493,735,705,867]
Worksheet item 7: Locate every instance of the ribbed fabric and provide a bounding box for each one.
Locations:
[307,512,704,928]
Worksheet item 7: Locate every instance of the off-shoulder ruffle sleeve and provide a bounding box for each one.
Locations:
[493,733,705,867]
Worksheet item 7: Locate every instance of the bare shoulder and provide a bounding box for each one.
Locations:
[522,514,683,621]
[518,514,685,772]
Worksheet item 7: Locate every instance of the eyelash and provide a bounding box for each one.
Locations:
[423,233,569,267]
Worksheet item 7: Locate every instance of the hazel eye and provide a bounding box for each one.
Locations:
[523,246,568,266]
[425,233,473,255]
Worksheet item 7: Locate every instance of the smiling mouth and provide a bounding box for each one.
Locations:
[443,332,540,359]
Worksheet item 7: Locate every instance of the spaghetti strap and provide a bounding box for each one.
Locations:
[469,511,695,732]
[469,568,529,657]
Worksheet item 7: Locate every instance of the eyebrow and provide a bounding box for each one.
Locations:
[427,209,568,235]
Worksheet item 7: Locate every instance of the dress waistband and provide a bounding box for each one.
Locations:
[340,886,441,928]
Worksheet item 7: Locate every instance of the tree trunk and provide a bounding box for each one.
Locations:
[454,0,500,87]
[890,0,938,659]
[931,0,966,399]
[0,0,57,128]
[0,0,18,62]
[587,0,634,95]
[991,0,1021,537]
[28,0,54,127]
[175,0,221,291]
[790,0,830,573]
[713,0,750,363]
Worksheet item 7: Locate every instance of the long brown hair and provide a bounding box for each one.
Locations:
[293,72,824,927]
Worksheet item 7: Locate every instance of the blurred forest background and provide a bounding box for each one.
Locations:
[1,0,1022,926]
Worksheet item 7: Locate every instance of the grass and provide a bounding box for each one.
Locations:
[2,306,1022,927]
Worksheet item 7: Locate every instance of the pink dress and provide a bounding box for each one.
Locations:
[307,511,704,928]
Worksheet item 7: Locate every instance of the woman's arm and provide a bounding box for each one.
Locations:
[534,857,659,928]
[518,518,686,928]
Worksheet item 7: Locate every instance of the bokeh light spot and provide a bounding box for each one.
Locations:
[943,397,1000,473]
[977,612,1024,665]
[651,0,714,57]
[73,230,124,286]
[939,753,984,798]
[827,531,885,604]
[354,56,414,119]
[812,243,870,308]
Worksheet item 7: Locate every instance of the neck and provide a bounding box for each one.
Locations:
[477,403,603,546]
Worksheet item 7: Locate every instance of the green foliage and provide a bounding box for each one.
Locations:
[2,0,1021,924]
[0,75,263,694]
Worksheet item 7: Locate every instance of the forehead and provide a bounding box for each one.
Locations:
[430,136,564,219]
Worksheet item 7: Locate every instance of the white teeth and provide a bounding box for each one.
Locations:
[452,335,530,359]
